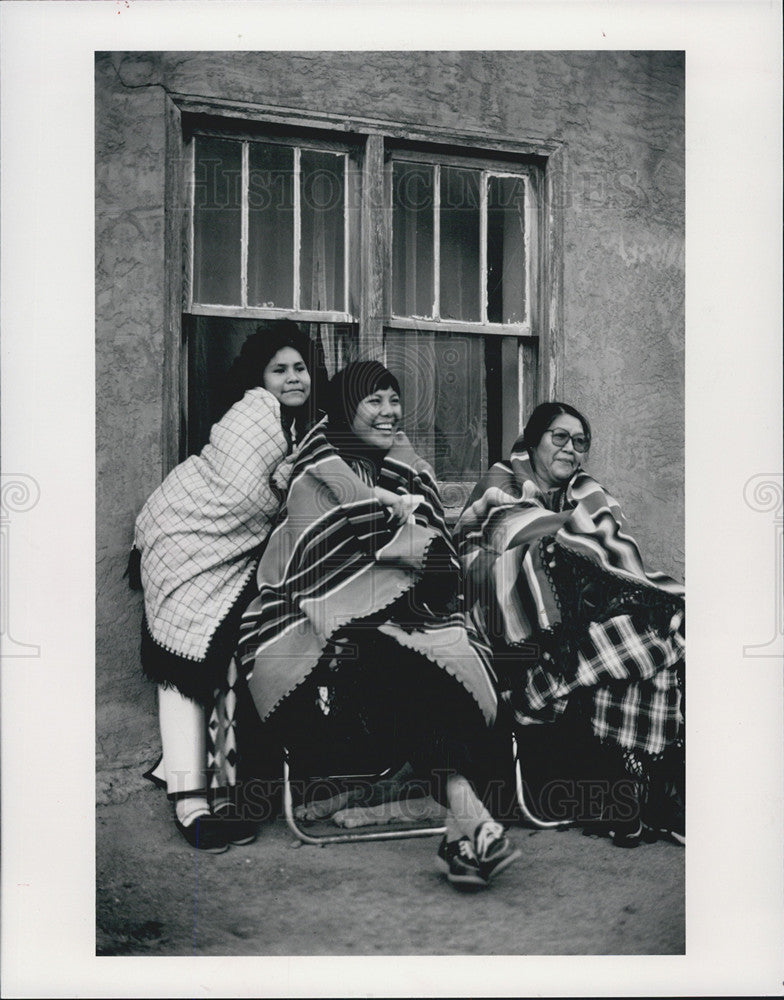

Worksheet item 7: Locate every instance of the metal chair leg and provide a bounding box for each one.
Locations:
[512,733,574,830]
[282,749,446,845]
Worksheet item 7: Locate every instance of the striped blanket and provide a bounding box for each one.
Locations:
[453,445,685,756]
[237,423,498,727]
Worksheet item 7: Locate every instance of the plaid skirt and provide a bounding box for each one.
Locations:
[500,540,685,759]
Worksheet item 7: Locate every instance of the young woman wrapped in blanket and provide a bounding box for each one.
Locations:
[453,401,685,846]
[238,361,520,888]
[130,320,327,852]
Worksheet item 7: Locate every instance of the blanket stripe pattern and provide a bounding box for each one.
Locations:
[238,425,498,727]
[454,446,685,756]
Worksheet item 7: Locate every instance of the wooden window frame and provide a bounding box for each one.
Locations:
[163,94,565,482]
[187,132,359,323]
[386,148,537,334]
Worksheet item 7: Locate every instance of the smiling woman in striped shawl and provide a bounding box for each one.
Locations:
[238,361,520,888]
[454,402,685,847]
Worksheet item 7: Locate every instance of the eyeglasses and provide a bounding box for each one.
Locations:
[547,428,590,453]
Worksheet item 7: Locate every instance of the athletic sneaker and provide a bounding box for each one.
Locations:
[436,836,487,888]
[474,820,521,881]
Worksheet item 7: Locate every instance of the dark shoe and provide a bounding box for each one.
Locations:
[581,818,613,839]
[582,810,643,847]
[474,820,521,882]
[175,815,230,853]
[645,814,684,847]
[212,802,258,846]
[608,817,643,848]
[644,769,685,846]
[436,836,487,888]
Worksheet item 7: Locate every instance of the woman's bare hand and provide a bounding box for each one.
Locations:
[373,487,422,526]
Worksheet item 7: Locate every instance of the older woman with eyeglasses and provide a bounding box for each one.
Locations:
[454,402,685,847]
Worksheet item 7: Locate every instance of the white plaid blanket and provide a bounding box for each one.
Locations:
[134,388,288,661]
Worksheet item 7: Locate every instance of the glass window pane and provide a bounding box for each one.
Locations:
[300,150,345,312]
[385,330,490,482]
[487,175,526,324]
[392,162,434,317]
[193,136,242,305]
[439,167,480,322]
[247,143,294,308]
[316,321,359,379]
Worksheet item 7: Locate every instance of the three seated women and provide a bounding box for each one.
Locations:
[134,339,684,878]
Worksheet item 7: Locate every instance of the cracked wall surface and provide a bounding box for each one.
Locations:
[95,50,684,772]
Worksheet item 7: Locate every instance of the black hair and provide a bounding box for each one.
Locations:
[521,401,591,452]
[219,319,328,433]
[324,361,401,464]
[325,360,401,431]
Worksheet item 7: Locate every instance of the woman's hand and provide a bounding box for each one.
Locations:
[373,487,423,526]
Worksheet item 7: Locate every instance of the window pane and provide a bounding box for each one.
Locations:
[392,162,434,317]
[385,330,491,482]
[316,322,359,378]
[247,143,294,308]
[439,167,480,322]
[487,175,526,324]
[300,150,345,312]
[193,136,242,305]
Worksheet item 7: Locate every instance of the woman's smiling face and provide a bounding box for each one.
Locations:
[530,413,587,489]
[262,347,311,408]
[350,386,402,452]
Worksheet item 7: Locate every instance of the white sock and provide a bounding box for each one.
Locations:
[445,812,463,843]
[175,795,211,828]
[446,774,494,842]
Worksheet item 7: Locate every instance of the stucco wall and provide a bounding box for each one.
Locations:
[96,56,167,779]
[95,50,684,781]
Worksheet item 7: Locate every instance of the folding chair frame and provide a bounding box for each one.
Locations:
[512,733,574,830]
[282,748,447,845]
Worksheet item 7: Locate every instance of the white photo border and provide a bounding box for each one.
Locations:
[1,1,782,996]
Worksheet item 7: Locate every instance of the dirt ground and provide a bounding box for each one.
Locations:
[96,779,684,957]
